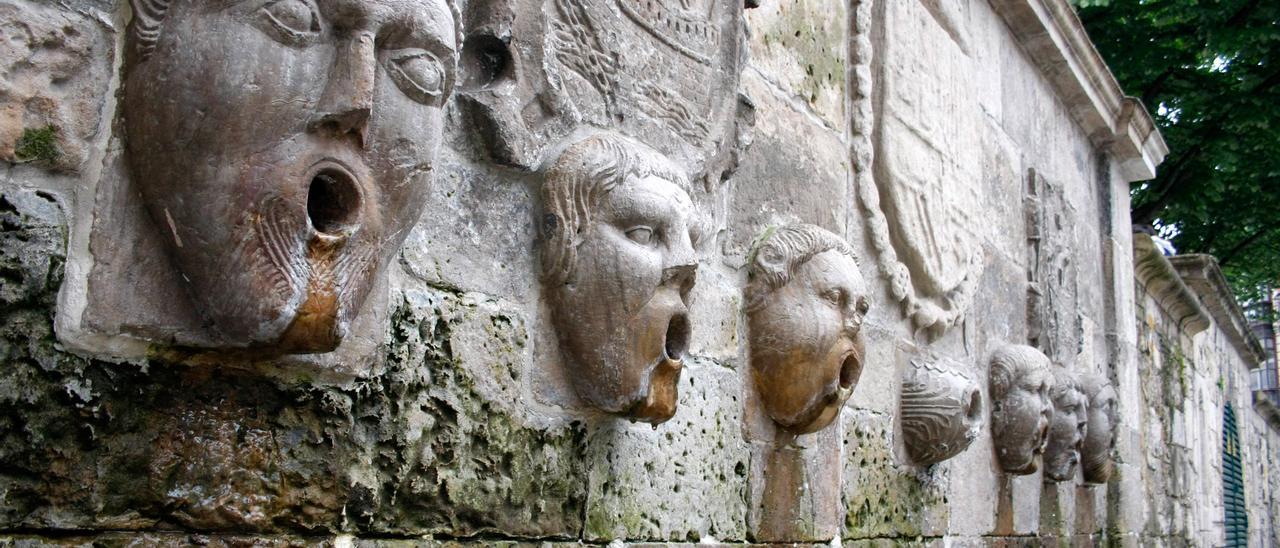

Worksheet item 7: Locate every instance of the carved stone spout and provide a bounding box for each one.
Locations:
[1044,368,1088,482]
[989,344,1054,475]
[901,358,982,465]
[539,132,703,425]
[1079,371,1118,484]
[745,224,868,434]
[122,0,457,352]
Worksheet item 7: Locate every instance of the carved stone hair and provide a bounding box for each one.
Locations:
[540,132,693,286]
[1049,367,1082,404]
[989,344,1050,399]
[127,0,464,61]
[744,223,858,312]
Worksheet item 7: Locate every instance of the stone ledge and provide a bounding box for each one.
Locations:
[989,0,1168,182]
[1169,254,1266,366]
[1133,233,1209,336]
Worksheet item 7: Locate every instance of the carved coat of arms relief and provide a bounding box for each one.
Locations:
[856,0,986,337]
[461,0,746,182]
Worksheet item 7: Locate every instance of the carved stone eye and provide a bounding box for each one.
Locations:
[387,50,446,104]
[855,296,870,316]
[821,288,845,307]
[257,0,321,46]
[625,226,655,246]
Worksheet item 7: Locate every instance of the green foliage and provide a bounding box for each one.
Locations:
[13,126,60,165]
[1074,0,1280,303]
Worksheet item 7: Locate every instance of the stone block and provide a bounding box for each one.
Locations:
[582,358,749,542]
[744,0,847,130]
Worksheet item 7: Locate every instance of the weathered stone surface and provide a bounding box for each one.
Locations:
[583,358,748,542]
[0,1,113,173]
[743,0,847,129]
[0,207,587,536]
[725,70,852,261]
[841,410,948,539]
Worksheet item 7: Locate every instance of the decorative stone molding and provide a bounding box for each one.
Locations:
[900,357,982,466]
[987,0,1168,182]
[745,224,868,434]
[1169,254,1266,366]
[1133,233,1209,336]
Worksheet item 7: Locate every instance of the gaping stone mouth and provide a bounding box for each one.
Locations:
[307,165,362,236]
[838,350,861,390]
[663,313,690,362]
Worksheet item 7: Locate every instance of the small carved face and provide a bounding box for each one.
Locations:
[123,0,456,351]
[1081,376,1118,484]
[901,359,983,465]
[1044,371,1088,481]
[749,250,868,434]
[547,172,699,424]
[990,345,1053,475]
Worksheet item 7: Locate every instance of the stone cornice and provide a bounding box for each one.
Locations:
[989,0,1169,182]
[1133,234,1209,336]
[1169,254,1266,367]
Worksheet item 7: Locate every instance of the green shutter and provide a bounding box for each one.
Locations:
[1223,404,1248,547]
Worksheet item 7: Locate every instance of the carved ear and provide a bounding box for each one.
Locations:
[130,0,173,60]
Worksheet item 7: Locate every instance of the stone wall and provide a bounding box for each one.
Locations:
[1131,236,1280,547]
[1,0,1252,546]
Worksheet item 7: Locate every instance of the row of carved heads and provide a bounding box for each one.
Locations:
[989,344,1117,483]
[120,0,1114,478]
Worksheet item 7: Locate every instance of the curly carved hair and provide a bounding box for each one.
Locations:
[989,344,1053,400]
[743,223,858,313]
[539,132,694,286]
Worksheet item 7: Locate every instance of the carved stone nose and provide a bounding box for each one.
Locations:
[662,263,697,297]
[308,32,376,144]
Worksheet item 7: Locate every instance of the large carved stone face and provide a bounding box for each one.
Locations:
[1044,370,1088,481]
[901,358,983,465]
[1080,373,1118,484]
[746,226,868,435]
[541,134,699,425]
[123,0,456,352]
[989,345,1053,475]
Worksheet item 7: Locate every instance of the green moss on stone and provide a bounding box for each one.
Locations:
[843,418,946,540]
[13,126,61,165]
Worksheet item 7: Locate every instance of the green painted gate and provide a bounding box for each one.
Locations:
[1223,404,1248,547]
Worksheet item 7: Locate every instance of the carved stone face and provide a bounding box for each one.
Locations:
[1080,373,1118,484]
[541,134,699,425]
[1044,369,1088,482]
[123,0,456,352]
[989,344,1053,475]
[901,358,983,465]
[746,226,868,434]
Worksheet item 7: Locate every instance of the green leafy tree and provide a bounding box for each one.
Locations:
[1073,0,1280,300]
